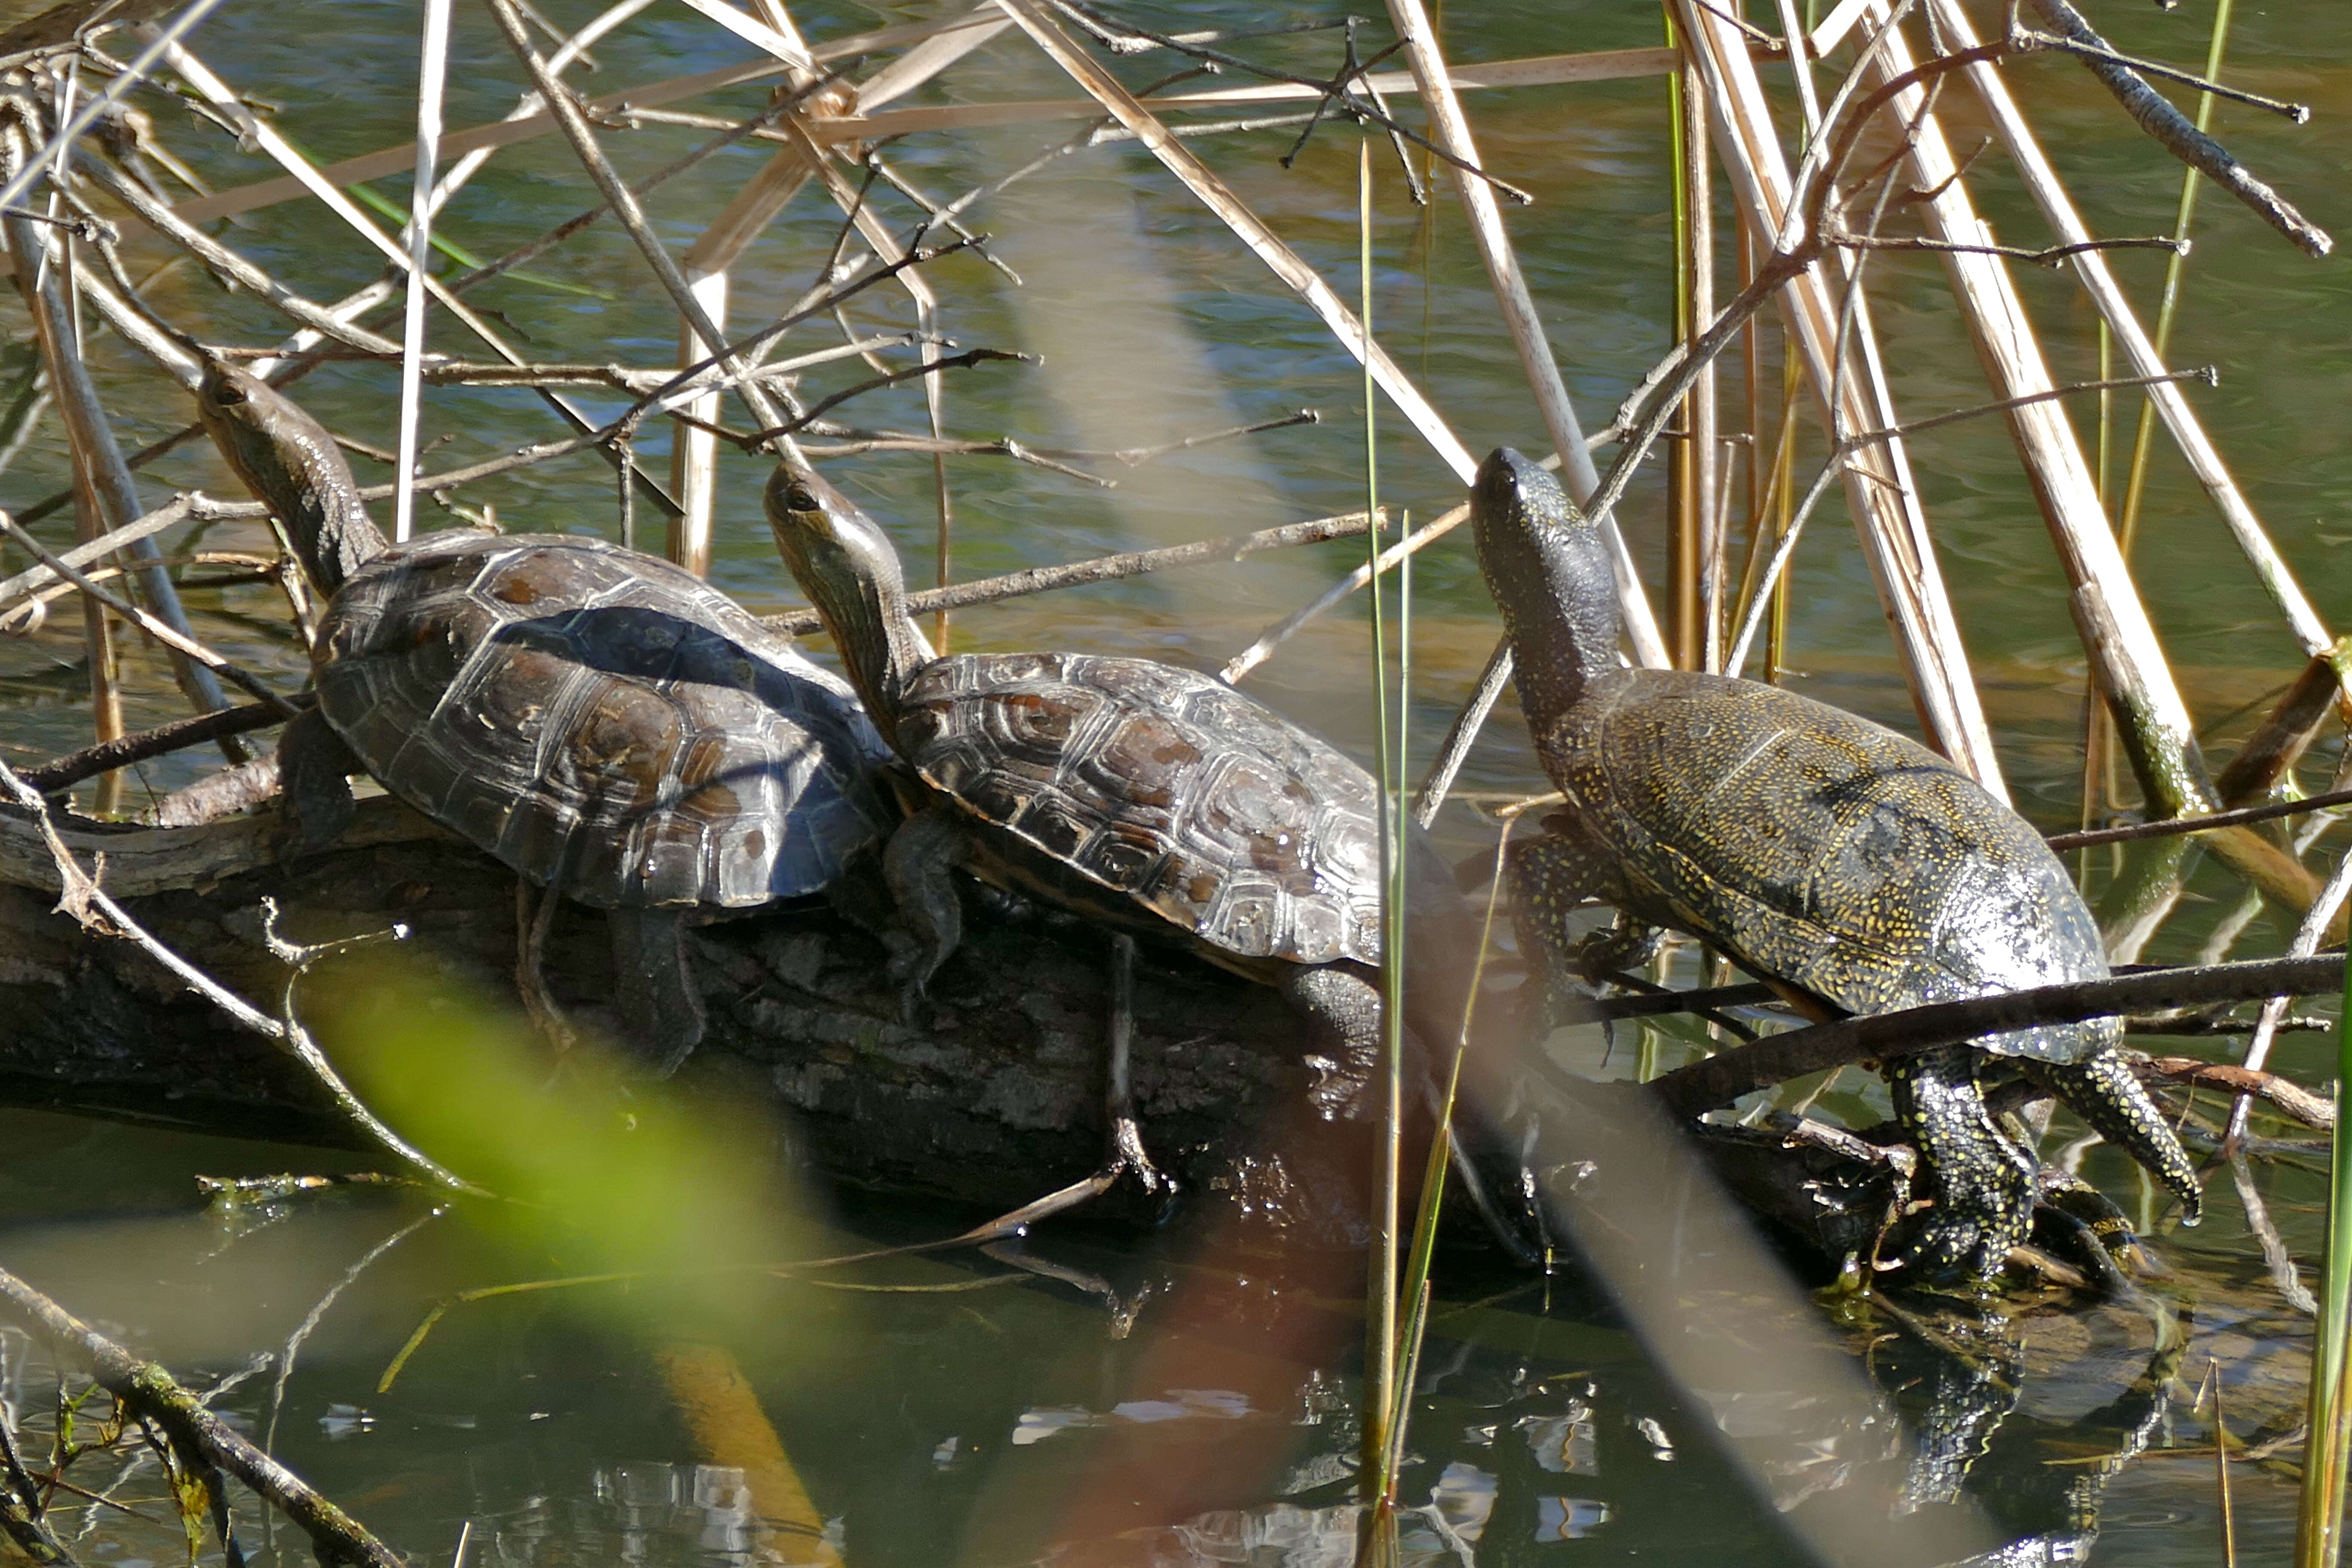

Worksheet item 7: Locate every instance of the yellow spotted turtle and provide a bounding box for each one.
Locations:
[196,364,891,1060]
[1469,446,2200,1280]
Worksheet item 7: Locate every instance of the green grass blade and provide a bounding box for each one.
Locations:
[271,129,607,299]
[2296,942,2352,1567]
[1359,133,1403,1501]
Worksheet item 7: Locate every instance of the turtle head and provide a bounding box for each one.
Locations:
[196,359,385,595]
[1470,447,1620,726]
[764,460,935,731]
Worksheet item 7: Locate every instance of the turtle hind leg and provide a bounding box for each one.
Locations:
[609,905,707,1074]
[1885,1044,2039,1283]
[879,803,971,1021]
[1282,963,1387,1122]
[2027,1045,2203,1226]
[276,707,357,850]
[1506,833,1649,1014]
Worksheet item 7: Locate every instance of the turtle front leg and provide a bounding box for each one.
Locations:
[1506,833,1648,1021]
[608,905,707,1073]
[2026,1045,2203,1226]
[276,707,358,851]
[879,802,972,1020]
[1884,1044,2040,1282]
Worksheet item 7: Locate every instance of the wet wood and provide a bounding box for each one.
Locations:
[0,796,1344,1229]
[0,795,1895,1266]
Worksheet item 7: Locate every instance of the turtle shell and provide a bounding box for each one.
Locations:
[1544,668,2108,1063]
[314,531,891,908]
[893,652,1385,966]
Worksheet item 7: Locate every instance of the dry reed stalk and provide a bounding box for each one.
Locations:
[1923,0,2336,668]
[1379,0,1668,666]
[676,0,813,67]
[1847,12,2214,817]
[168,43,1689,227]
[1221,501,1465,685]
[2215,645,2352,805]
[139,43,685,511]
[482,0,790,456]
[993,0,1485,492]
[3,206,231,730]
[2226,846,2352,1146]
[392,0,452,543]
[661,0,874,573]
[1674,35,1719,672]
[1671,0,2007,796]
[1853,6,2333,921]
[789,131,958,631]
[819,47,1697,144]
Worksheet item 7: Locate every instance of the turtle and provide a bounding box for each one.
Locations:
[195,362,893,1060]
[1467,444,2201,1282]
[761,459,1479,1193]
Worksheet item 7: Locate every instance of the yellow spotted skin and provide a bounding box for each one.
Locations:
[1472,444,2200,1282]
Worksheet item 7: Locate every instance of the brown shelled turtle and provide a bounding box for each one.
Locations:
[1468,446,2200,1282]
[197,363,891,1060]
[763,460,1485,1204]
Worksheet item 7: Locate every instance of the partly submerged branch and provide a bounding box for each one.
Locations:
[0,1263,403,1568]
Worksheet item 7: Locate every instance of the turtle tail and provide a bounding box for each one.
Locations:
[2030,1045,2203,1225]
[196,360,386,594]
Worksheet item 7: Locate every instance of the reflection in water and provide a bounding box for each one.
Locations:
[0,1128,2303,1568]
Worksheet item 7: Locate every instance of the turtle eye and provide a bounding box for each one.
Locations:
[785,484,819,513]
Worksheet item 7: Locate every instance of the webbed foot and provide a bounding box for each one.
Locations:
[2027,1045,2202,1226]
[1565,910,1663,987]
[1884,1045,2039,1283]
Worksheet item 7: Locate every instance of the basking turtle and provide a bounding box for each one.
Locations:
[763,460,1473,1175]
[1468,446,2200,1280]
[196,363,892,1058]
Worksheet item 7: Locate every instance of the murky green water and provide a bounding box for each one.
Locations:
[3,0,2351,1562]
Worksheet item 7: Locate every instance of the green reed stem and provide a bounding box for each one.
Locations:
[2115,0,2235,555]
[2297,943,2352,1567]
[1380,829,1516,1499]
[2214,1359,2238,1568]
[1360,135,1403,1501]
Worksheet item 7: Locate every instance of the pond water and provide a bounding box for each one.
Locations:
[1,0,2350,1563]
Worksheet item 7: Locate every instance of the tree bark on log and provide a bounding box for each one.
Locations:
[0,796,1338,1213]
[0,793,1913,1271]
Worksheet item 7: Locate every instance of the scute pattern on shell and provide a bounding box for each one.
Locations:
[315,532,891,908]
[896,652,1384,964]
[1544,668,2109,1064]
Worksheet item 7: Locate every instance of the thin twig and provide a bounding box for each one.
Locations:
[18,696,306,793]
[2047,786,2352,850]
[0,1263,402,1568]
[763,508,1381,634]
[1650,952,2347,1117]
[0,757,472,1191]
